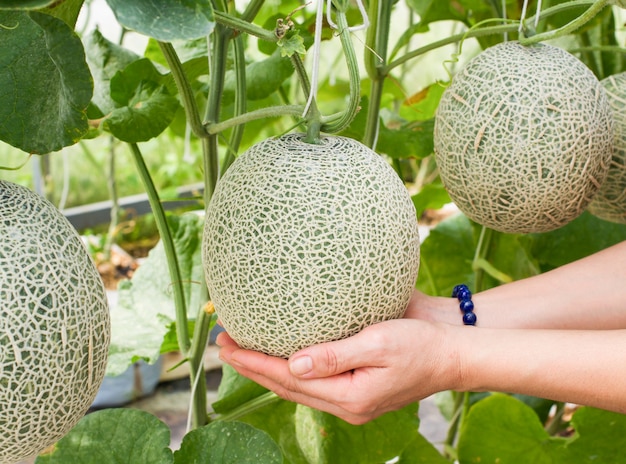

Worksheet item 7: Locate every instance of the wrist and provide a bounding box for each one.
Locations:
[405,291,461,325]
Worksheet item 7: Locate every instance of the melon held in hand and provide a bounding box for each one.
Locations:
[202,134,420,358]
[434,41,613,233]
[0,180,110,463]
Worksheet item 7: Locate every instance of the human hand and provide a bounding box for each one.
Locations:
[217,318,461,425]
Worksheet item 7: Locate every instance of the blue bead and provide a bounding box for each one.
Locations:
[452,284,469,298]
[463,312,477,326]
[459,299,474,313]
[457,288,472,301]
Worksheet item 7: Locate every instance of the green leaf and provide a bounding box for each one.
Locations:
[35,409,173,464]
[400,82,446,122]
[0,0,55,8]
[83,29,141,114]
[411,182,451,217]
[239,399,309,463]
[278,33,306,57]
[340,98,435,160]
[457,394,567,463]
[0,11,92,154]
[101,58,180,142]
[378,119,435,160]
[416,213,475,296]
[213,364,270,415]
[405,0,465,25]
[396,434,449,463]
[563,407,626,462]
[531,211,626,269]
[222,51,294,105]
[40,0,84,28]
[105,0,215,41]
[173,421,283,464]
[294,404,421,464]
[107,213,204,376]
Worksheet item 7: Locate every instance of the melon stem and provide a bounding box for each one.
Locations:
[320,9,362,134]
[519,0,611,45]
[128,143,190,355]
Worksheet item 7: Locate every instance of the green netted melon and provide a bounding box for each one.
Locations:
[587,72,626,223]
[0,181,110,463]
[434,41,613,233]
[202,134,420,358]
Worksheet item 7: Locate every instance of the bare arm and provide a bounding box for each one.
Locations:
[458,327,626,414]
[411,240,626,330]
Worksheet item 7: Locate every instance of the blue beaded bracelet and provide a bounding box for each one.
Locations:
[452,284,477,326]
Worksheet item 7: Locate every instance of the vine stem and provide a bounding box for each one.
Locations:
[128,143,190,354]
[363,0,392,149]
[205,105,306,135]
[221,34,247,173]
[320,8,362,134]
[385,0,601,74]
[519,0,611,45]
[158,42,207,139]
[214,392,282,422]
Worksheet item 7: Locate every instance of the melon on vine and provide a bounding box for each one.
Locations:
[0,181,110,463]
[434,41,613,233]
[202,134,420,358]
[587,72,626,223]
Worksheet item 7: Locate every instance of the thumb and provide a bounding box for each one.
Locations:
[288,330,381,379]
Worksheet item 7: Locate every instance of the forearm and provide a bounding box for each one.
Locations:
[455,326,626,413]
[414,240,626,330]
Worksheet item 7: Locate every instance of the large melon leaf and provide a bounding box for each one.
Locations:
[105,0,214,41]
[457,394,567,463]
[173,421,283,464]
[0,0,55,8]
[101,58,180,142]
[293,403,421,464]
[35,409,173,464]
[83,29,141,115]
[457,395,626,463]
[106,213,204,376]
[0,11,92,154]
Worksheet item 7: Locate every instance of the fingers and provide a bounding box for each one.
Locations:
[288,325,388,379]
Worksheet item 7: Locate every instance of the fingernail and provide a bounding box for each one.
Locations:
[290,355,312,376]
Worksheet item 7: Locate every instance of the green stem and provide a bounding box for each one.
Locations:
[472,225,494,292]
[385,24,517,73]
[128,143,190,353]
[385,0,600,74]
[103,136,118,262]
[363,0,392,148]
[214,392,281,422]
[187,290,215,429]
[158,42,207,139]
[443,391,466,452]
[203,17,230,203]
[205,105,305,135]
[320,10,361,134]
[213,9,276,42]
[519,0,611,45]
[221,34,247,173]
[290,52,322,143]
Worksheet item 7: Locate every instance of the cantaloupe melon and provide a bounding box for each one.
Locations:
[202,134,420,358]
[0,180,110,463]
[434,41,613,233]
[587,72,626,223]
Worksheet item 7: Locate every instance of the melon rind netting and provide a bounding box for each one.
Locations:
[587,72,626,224]
[0,181,110,463]
[202,134,420,358]
[434,41,613,233]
